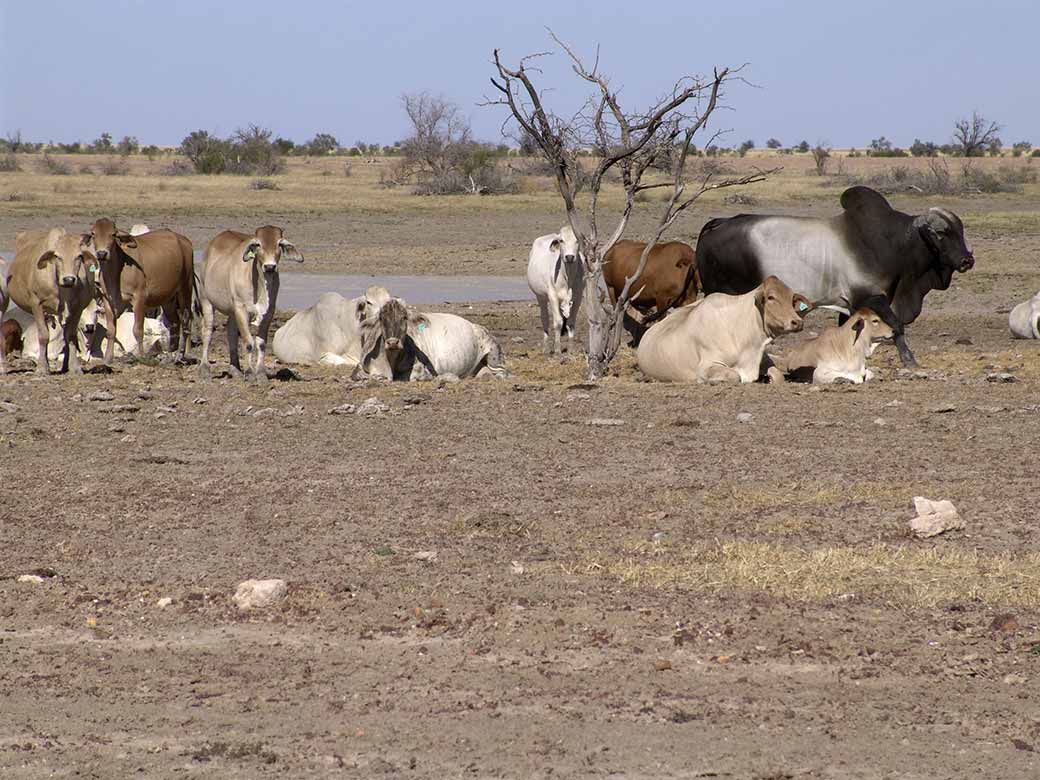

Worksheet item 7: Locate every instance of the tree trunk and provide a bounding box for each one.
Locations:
[583,271,623,381]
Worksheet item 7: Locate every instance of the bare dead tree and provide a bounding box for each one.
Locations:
[953,111,1001,158]
[811,142,831,176]
[487,36,778,380]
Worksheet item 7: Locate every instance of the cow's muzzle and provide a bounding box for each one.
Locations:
[262,263,277,274]
[564,254,576,264]
[384,337,402,350]
[59,275,77,288]
[958,254,975,272]
[95,249,108,261]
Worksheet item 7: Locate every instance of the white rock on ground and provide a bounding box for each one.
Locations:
[909,497,964,538]
[233,579,288,610]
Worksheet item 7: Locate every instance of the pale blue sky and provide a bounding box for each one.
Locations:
[1,0,1034,149]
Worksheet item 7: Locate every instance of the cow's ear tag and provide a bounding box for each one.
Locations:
[417,322,427,332]
[798,302,809,312]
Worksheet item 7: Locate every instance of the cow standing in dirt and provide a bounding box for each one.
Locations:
[87,218,195,365]
[603,239,698,343]
[526,225,584,354]
[199,226,303,382]
[4,228,96,374]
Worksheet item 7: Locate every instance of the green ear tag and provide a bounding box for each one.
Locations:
[417,322,427,332]
[798,302,809,312]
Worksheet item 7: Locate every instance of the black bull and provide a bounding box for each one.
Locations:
[694,186,975,366]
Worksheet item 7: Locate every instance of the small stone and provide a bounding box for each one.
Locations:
[986,372,1016,383]
[1004,674,1028,686]
[356,397,390,416]
[107,423,125,433]
[651,531,668,543]
[87,390,114,402]
[233,579,288,611]
[120,434,135,444]
[136,390,154,400]
[104,404,140,414]
[588,418,624,426]
[566,392,591,401]
[654,659,673,672]
[329,403,356,415]
[736,412,754,424]
[510,336,524,343]
[955,337,973,346]
[0,401,18,413]
[252,407,278,417]
[413,551,438,563]
[909,497,964,538]
[873,418,886,426]
[156,404,177,413]
[156,597,173,608]
[927,404,957,414]
[510,561,525,575]
[16,574,45,584]
[192,397,208,405]
[884,400,903,408]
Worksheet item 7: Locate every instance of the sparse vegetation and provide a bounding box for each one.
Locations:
[38,153,72,175]
[0,152,20,172]
[811,143,831,175]
[99,158,129,176]
[249,178,280,190]
[953,111,1001,157]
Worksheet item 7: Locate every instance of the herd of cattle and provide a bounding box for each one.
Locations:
[0,185,1037,385]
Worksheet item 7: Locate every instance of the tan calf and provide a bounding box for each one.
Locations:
[4,229,96,374]
[199,226,303,381]
[782,308,893,384]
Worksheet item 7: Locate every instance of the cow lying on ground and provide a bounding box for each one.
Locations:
[603,239,698,341]
[354,298,507,381]
[695,186,974,367]
[526,225,584,354]
[81,299,169,358]
[87,218,195,364]
[778,308,893,384]
[272,286,390,367]
[199,226,303,381]
[1009,291,1040,339]
[637,276,811,383]
[4,228,96,374]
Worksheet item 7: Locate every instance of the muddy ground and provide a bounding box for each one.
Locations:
[3,174,1040,778]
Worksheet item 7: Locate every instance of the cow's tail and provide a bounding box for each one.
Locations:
[191,270,203,317]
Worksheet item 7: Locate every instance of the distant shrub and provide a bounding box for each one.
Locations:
[827,158,1034,196]
[38,153,71,175]
[723,192,758,206]
[161,160,193,176]
[1032,149,1040,158]
[141,144,161,161]
[765,138,782,149]
[3,192,36,202]
[78,164,94,175]
[0,153,20,172]
[910,139,939,157]
[100,158,129,176]
[249,178,280,190]
[796,140,810,153]
[737,140,755,157]
[811,145,831,175]
[299,133,339,156]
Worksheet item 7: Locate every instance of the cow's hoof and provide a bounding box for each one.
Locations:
[255,371,269,387]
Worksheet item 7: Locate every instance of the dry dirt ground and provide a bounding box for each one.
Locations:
[2,156,1040,779]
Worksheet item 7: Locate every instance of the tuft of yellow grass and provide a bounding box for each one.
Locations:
[589,541,1040,607]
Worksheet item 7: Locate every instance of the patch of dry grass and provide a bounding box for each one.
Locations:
[589,541,1040,607]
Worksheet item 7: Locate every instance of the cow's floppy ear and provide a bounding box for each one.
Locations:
[242,240,261,262]
[753,286,766,317]
[912,213,944,252]
[278,239,304,264]
[549,237,562,253]
[36,251,57,270]
[115,232,137,250]
[851,317,865,343]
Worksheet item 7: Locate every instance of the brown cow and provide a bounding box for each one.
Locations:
[1,320,23,359]
[603,239,698,329]
[87,218,195,364]
[4,228,97,374]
